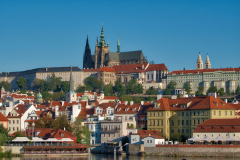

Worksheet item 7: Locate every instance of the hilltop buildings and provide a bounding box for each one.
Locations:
[83,25,147,69]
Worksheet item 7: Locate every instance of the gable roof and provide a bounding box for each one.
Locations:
[0,112,8,121]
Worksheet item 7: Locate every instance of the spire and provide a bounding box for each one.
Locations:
[197,52,203,62]
[205,53,211,69]
[99,24,106,46]
[117,34,120,54]
[69,66,74,92]
[96,36,98,46]
[83,35,93,69]
[196,52,203,70]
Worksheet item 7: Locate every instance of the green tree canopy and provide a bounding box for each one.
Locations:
[164,81,176,95]
[35,116,54,129]
[84,77,103,92]
[53,92,66,101]
[76,85,85,92]
[195,86,204,96]
[103,83,114,96]
[170,133,187,142]
[163,88,170,95]
[42,91,52,102]
[145,87,157,95]
[236,85,240,95]
[184,82,192,94]
[60,81,69,92]
[218,88,225,96]
[0,124,8,145]
[125,79,143,94]
[0,81,11,91]
[72,118,91,146]
[53,114,73,132]
[17,77,27,92]
[207,86,218,94]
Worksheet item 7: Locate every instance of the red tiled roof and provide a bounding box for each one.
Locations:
[98,67,115,72]
[0,112,8,121]
[103,96,119,100]
[7,104,29,118]
[77,108,94,119]
[229,103,240,110]
[147,96,235,111]
[115,103,140,114]
[113,63,149,74]
[146,63,168,71]
[194,119,240,133]
[169,67,240,75]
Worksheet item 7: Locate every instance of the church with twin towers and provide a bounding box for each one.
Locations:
[83,25,147,69]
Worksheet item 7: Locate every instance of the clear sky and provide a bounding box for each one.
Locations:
[0,0,239,72]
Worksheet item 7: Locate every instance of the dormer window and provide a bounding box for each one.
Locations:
[61,133,64,137]
[132,108,136,111]
[117,109,120,111]
[125,108,129,111]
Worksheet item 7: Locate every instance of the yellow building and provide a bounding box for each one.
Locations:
[147,96,236,140]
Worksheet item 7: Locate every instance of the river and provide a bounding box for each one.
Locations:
[6,155,236,160]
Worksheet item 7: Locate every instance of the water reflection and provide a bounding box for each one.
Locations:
[3,155,236,160]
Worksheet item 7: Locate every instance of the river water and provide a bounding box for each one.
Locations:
[6,155,236,160]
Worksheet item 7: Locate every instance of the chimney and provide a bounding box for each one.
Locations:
[149,134,151,137]
[55,106,59,117]
[61,101,64,106]
[130,101,133,106]
[125,101,128,105]
[142,65,144,69]
[140,101,144,105]
[225,99,228,103]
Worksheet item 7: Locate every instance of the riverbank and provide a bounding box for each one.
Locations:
[128,144,240,157]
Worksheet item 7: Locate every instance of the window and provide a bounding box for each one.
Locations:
[153,113,155,116]
[182,112,184,116]
[219,111,221,116]
[214,111,216,115]
[17,127,19,131]
[186,120,189,125]
[225,111,227,116]
[178,120,180,125]
[150,140,152,143]
[161,120,163,126]
[147,140,149,143]
[182,129,184,133]
[230,111,232,116]
[161,112,163,116]
[186,129,189,133]
[186,112,189,116]
[13,120,15,124]
[198,119,200,124]
[182,120,184,125]
[9,127,11,131]
[9,121,11,124]
[13,127,15,131]
[171,120,174,126]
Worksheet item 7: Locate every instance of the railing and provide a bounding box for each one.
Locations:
[6,143,73,146]
[24,151,87,154]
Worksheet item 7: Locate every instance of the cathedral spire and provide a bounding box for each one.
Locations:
[69,66,74,92]
[99,24,106,46]
[117,34,120,54]
[83,35,93,69]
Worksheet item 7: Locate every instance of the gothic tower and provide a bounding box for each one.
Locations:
[205,53,211,69]
[196,52,203,70]
[83,36,94,69]
[117,35,120,54]
[94,24,109,69]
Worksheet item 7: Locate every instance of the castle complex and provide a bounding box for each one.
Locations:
[83,25,147,69]
[166,53,240,94]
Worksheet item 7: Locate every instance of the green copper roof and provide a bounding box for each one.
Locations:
[117,35,120,54]
[99,24,107,46]
[1,86,4,90]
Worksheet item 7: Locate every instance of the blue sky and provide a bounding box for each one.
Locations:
[0,0,239,72]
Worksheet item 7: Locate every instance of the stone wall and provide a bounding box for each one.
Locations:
[2,146,24,154]
[129,144,240,157]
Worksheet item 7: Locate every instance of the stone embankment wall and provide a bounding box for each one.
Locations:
[129,144,240,157]
[1,146,24,154]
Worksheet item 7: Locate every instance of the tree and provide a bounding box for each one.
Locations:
[170,133,187,142]
[125,79,143,94]
[132,96,141,103]
[195,86,204,96]
[218,88,225,96]
[31,78,45,92]
[76,85,85,92]
[60,81,69,92]
[120,95,132,103]
[184,82,192,94]
[35,116,54,129]
[145,87,157,95]
[103,83,113,96]
[164,81,176,95]
[84,77,102,92]
[121,136,129,151]
[0,81,11,91]
[9,131,27,141]
[114,80,122,93]
[0,124,8,145]
[163,88,170,95]
[17,77,27,92]
[53,92,66,101]
[53,114,73,132]
[207,86,218,94]
[72,118,91,146]
[49,73,62,92]
[42,91,52,102]
[236,85,240,95]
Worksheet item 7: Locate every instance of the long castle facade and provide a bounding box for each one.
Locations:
[83,25,147,69]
